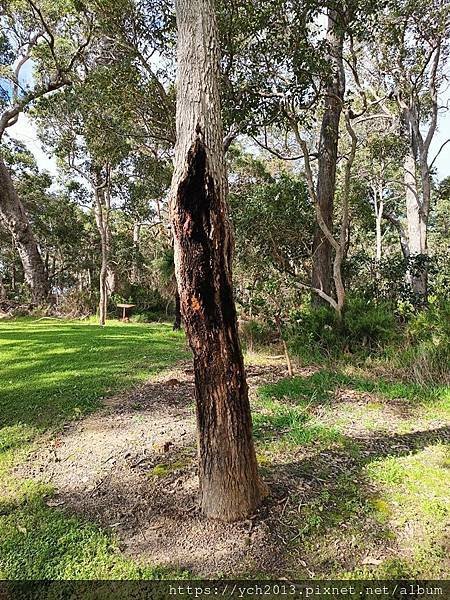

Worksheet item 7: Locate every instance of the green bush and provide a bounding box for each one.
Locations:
[399,300,450,384]
[110,285,167,314]
[287,297,397,361]
[131,310,167,323]
[239,318,275,348]
[343,297,397,347]
[287,305,339,361]
[59,289,97,317]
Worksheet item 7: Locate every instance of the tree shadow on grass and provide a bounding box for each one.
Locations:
[261,425,450,577]
[0,321,189,430]
[8,397,449,579]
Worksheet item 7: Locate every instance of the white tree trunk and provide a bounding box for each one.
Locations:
[0,157,48,304]
[404,151,427,296]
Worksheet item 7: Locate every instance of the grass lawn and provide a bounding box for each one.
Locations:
[0,318,189,579]
[253,369,449,578]
[0,319,448,580]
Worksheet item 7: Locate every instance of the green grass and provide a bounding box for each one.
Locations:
[0,318,187,428]
[0,318,189,580]
[253,369,449,578]
[0,318,448,580]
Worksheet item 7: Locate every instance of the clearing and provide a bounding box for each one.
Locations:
[0,319,448,579]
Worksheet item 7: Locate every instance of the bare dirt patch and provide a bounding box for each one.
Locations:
[15,360,449,578]
[16,362,291,577]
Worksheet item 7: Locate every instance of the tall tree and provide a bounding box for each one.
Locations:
[0,155,48,303]
[311,7,345,305]
[170,0,266,521]
[0,0,94,303]
[385,0,449,299]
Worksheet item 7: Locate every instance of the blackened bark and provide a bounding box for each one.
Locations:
[0,156,48,304]
[171,0,266,522]
[311,10,345,305]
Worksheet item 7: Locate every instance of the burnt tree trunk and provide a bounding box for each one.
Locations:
[0,156,48,304]
[170,0,266,521]
[311,9,345,305]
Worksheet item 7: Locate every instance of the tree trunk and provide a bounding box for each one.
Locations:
[311,9,345,305]
[0,157,48,304]
[170,0,266,522]
[173,288,182,330]
[131,221,141,284]
[404,151,427,297]
[0,277,6,301]
[94,178,111,327]
[374,184,384,281]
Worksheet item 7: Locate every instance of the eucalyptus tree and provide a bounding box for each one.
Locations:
[170,0,266,521]
[35,70,133,324]
[371,0,450,299]
[115,153,172,285]
[311,6,345,305]
[0,0,95,303]
[217,1,383,317]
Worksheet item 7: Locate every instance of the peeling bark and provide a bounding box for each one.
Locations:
[170,0,266,522]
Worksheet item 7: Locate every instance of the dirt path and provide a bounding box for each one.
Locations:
[17,361,292,577]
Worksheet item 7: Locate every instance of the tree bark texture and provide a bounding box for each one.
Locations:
[94,174,111,327]
[311,9,345,305]
[404,151,427,296]
[173,288,182,330]
[170,0,266,522]
[0,156,48,304]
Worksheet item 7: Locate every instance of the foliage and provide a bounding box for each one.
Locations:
[287,297,398,361]
[398,300,450,384]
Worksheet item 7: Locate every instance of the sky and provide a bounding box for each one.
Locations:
[9,114,58,175]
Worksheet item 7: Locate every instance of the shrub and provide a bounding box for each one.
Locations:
[287,297,397,361]
[58,289,97,317]
[110,285,168,314]
[238,318,275,349]
[287,305,340,361]
[130,310,167,323]
[398,300,450,384]
[343,297,397,348]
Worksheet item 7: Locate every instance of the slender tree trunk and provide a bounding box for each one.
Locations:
[404,150,427,296]
[311,9,345,305]
[384,210,410,260]
[131,221,141,284]
[0,277,6,301]
[173,288,182,330]
[0,157,48,304]
[94,178,110,326]
[373,184,384,280]
[170,0,266,522]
